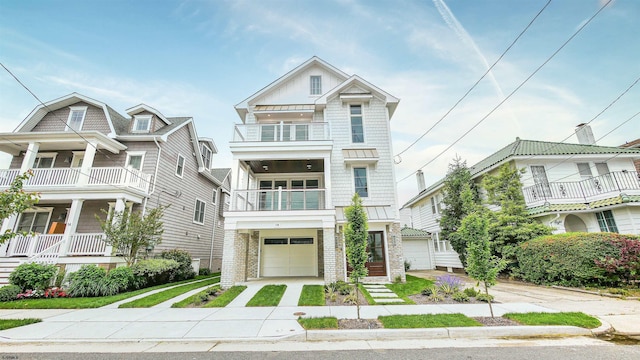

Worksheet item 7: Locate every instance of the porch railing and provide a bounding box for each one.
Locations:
[29,240,63,264]
[0,167,151,192]
[6,233,110,258]
[232,122,330,142]
[67,233,109,256]
[523,171,640,205]
[232,188,326,211]
[8,234,64,257]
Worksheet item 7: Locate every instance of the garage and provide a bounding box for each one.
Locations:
[401,227,434,270]
[261,237,317,277]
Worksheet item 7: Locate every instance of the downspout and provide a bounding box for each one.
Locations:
[209,188,219,272]
[144,136,162,216]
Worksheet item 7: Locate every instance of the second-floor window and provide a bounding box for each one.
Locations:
[175,154,185,177]
[595,210,618,233]
[66,106,87,132]
[354,167,368,197]
[350,104,364,143]
[34,154,56,168]
[126,152,144,170]
[310,75,322,95]
[133,115,152,133]
[194,199,206,224]
[201,144,212,169]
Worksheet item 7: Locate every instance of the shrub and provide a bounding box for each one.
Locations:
[100,267,135,296]
[595,236,640,285]
[54,267,66,288]
[404,260,411,271]
[421,285,438,296]
[343,288,359,304]
[428,293,444,302]
[515,232,626,287]
[199,267,211,276]
[131,259,180,287]
[0,284,22,301]
[326,281,352,296]
[452,291,470,302]
[9,263,58,291]
[475,293,494,302]
[160,249,195,281]
[463,287,479,297]
[436,274,464,295]
[67,264,107,297]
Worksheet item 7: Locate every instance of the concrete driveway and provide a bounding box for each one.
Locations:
[409,270,640,336]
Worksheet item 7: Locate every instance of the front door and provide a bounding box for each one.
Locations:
[366,231,386,276]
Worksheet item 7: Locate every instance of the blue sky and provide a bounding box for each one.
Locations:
[1,0,638,204]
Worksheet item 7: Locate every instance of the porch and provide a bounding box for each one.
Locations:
[2,233,111,262]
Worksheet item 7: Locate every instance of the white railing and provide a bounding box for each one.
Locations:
[67,233,108,256]
[6,233,109,259]
[0,167,151,192]
[7,234,64,257]
[29,241,63,264]
[232,188,326,211]
[232,122,330,142]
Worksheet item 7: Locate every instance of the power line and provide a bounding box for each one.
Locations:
[394,0,552,160]
[397,0,613,184]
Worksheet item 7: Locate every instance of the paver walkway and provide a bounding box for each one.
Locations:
[363,284,404,304]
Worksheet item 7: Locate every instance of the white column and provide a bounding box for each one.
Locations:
[61,199,85,255]
[20,142,40,173]
[77,141,97,185]
[323,155,332,209]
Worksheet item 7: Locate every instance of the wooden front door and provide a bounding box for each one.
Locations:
[366,231,386,276]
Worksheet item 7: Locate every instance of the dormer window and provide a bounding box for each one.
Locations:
[132,115,152,133]
[310,75,322,95]
[201,144,212,170]
[66,106,87,132]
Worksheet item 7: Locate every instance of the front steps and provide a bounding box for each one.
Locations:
[0,258,23,286]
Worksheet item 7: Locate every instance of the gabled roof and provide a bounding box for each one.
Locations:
[15,93,117,136]
[316,75,400,118]
[402,138,640,208]
[125,104,170,125]
[211,168,232,191]
[401,227,431,238]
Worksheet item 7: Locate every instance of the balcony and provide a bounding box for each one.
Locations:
[232,188,326,211]
[232,122,330,142]
[523,171,640,206]
[0,167,151,193]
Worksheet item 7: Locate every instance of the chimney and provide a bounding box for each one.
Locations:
[416,170,426,192]
[575,123,596,145]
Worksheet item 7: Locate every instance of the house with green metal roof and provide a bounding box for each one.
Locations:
[401,129,640,271]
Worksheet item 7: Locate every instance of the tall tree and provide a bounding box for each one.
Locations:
[98,206,166,266]
[481,163,552,269]
[439,157,481,264]
[461,212,507,318]
[1,171,40,244]
[344,193,369,319]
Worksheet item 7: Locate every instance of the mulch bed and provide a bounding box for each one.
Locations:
[408,293,494,305]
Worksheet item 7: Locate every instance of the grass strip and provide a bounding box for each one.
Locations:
[379,313,482,328]
[171,285,220,308]
[358,284,377,305]
[298,317,338,330]
[119,277,220,308]
[246,284,286,307]
[503,312,601,329]
[0,318,42,330]
[298,285,325,306]
[386,275,433,303]
[0,275,218,309]
[204,286,247,307]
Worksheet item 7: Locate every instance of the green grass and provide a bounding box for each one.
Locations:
[503,312,601,329]
[0,318,42,330]
[119,277,220,308]
[171,285,220,308]
[204,286,247,307]
[358,284,377,305]
[298,285,325,306]
[379,313,482,328]
[384,275,434,304]
[246,285,286,307]
[298,317,338,329]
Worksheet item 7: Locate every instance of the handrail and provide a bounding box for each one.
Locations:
[232,122,330,142]
[232,188,325,211]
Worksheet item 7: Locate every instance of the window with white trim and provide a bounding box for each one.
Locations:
[175,154,185,177]
[126,152,145,171]
[66,106,87,132]
[132,115,152,133]
[16,209,52,234]
[201,144,212,170]
[33,153,57,168]
[194,199,206,224]
[595,210,618,233]
[310,75,322,95]
[212,189,217,204]
[353,167,368,197]
[350,104,364,143]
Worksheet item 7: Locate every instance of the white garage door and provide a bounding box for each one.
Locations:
[262,238,316,277]
[403,239,433,270]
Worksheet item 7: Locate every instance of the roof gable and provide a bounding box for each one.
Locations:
[316,75,400,118]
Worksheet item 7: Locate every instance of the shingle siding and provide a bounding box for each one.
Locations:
[31,102,111,134]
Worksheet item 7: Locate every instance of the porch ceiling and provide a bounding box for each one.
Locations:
[245,159,324,174]
[0,131,126,155]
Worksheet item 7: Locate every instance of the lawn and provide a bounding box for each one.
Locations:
[118,277,221,308]
[379,313,482,328]
[503,312,601,329]
[171,285,247,308]
[204,286,247,307]
[246,285,286,307]
[298,285,325,306]
[298,317,338,329]
[0,318,41,330]
[385,275,434,303]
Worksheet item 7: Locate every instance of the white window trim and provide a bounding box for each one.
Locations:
[132,115,152,133]
[201,144,212,170]
[34,152,58,168]
[194,198,206,225]
[66,106,87,132]
[126,151,146,171]
[310,75,322,96]
[15,207,54,234]
[352,165,370,198]
[349,103,366,144]
[175,154,185,178]
[212,188,217,205]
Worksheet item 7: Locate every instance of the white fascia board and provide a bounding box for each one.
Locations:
[198,137,218,154]
[125,104,170,125]
[224,210,336,230]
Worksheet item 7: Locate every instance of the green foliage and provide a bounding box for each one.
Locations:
[119,277,220,308]
[503,312,601,329]
[344,193,369,284]
[325,281,353,296]
[386,275,433,298]
[203,286,246,308]
[198,268,211,276]
[97,205,167,266]
[67,264,107,297]
[404,260,411,271]
[463,287,479,297]
[475,293,494,302]
[160,249,196,281]
[343,287,359,304]
[421,285,437,296]
[131,258,180,287]
[245,284,286,307]
[0,284,22,301]
[298,317,338,330]
[452,291,470,302]
[0,171,40,244]
[9,263,58,291]
[0,318,42,330]
[100,267,136,296]
[298,285,325,306]
[515,232,626,287]
[439,157,482,265]
[428,292,445,302]
[379,314,482,328]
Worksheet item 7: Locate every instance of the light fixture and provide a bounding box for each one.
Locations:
[306,163,312,170]
[262,165,269,171]
[64,156,72,163]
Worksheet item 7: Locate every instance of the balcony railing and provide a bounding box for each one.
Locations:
[0,167,151,192]
[6,233,110,258]
[523,171,640,205]
[232,122,330,142]
[232,188,326,211]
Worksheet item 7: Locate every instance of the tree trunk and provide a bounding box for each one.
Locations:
[484,282,494,318]
[355,280,361,319]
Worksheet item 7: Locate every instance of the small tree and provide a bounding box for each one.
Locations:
[461,212,507,318]
[98,206,166,266]
[344,193,369,319]
[1,171,40,244]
